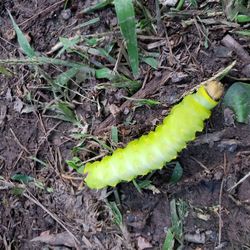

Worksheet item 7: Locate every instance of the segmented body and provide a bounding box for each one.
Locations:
[82,84,220,189]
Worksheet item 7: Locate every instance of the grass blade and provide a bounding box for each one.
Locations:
[53,66,80,91]
[73,17,100,30]
[0,57,95,73]
[114,0,139,77]
[7,10,35,57]
[170,162,183,184]
[0,66,13,77]
[80,0,113,14]
[56,36,80,57]
[111,126,119,144]
[162,229,175,250]
[234,30,250,36]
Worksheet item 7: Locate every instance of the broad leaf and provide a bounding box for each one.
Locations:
[223,82,250,123]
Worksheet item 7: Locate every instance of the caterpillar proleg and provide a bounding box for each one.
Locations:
[82,81,224,189]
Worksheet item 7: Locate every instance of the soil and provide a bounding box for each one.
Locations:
[0,0,250,250]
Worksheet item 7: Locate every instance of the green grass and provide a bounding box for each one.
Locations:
[114,0,139,77]
[162,199,189,249]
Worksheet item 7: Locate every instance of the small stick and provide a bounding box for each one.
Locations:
[18,0,64,27]
[216,178,224,249]
[222,34,250,63]
[227,171,250,192]
[10,128,31,155]
[190,156,210,172]
[23,189,86,247]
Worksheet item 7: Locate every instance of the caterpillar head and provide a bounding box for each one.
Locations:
[205,80,224,101]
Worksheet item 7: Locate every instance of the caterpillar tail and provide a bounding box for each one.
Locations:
[82,81,224,189]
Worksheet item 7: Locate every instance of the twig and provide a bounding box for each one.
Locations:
[12,151,24,169]
[23,189,88,247]
[10,128,31,155]
[18,0,64,27]
[113,43,124,73]
[190,156,210,172]
[227,171,250,192]
[215,153,227,249]
[81,153,106,164]
[181,61,236,99]
[215,178,224,249]
[222,34,250,63]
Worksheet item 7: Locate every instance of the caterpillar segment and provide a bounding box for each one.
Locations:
[82,81,224,189]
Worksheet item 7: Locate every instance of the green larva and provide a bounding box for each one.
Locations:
[81,81,224,189]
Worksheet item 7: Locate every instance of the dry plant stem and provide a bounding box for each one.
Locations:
[23,189,87,248]
[18,0,65,27]
[10,128,31,155]
[113,42,124,73]
[228,194,250,212]
[221,35,250,63]
[216,153,227,248]
[81,153,106,164]
[181,61,236,99]
[190,156,210,172]
[227,171,250,192]
[217,178,224,248]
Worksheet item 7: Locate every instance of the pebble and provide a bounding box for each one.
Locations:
[184,232,206,244]
[61,9,72,20]
[159,0,178,6]
[171,72,188,83]
[217,139,241,153]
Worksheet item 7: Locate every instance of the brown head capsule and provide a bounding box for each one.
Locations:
[205,80,224,101]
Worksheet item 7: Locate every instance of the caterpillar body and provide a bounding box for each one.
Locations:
[82,81,223,189]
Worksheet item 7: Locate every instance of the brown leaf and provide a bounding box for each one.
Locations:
[137,236,152,250]
[31,231,77,248]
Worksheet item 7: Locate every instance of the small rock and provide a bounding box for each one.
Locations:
[110,17,117,27]
[196,212,210,221]
[123,107,130,115]
[184,232,206,244]
[213,45,233,58]
[137,236,152,250]
[125,211,147,229]
[13,97,24,113]
[214,170,224,180]
[223,108,235,127]
[159,0,178,6]
[61,9,72,20]
[109,104,120,117]
[171,72,189,83]
[217,139,241,153]
[5,88,12,102]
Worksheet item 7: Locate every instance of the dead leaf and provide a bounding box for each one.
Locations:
[137,236,152,250]
[109,104,120,117]
[31,231,77,248]
[5,88,12,101]
[223,108,235,127]
[13,98,23,113]
[194,130,225,147]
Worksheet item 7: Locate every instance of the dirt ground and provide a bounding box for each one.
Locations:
[0,0,250,249]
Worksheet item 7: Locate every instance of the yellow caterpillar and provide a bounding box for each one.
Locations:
[81,81,224,189]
